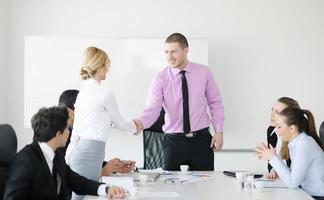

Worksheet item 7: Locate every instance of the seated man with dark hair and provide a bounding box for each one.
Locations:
[4,106,125,199]
[58,89,135,176]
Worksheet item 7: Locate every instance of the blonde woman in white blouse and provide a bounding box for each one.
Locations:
[66,47,135,200]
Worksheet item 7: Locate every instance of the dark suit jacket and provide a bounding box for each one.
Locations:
[4,141,102,200]
[267,126,291,172]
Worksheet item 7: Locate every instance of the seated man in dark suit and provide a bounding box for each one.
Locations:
[58,89,135,176]
[4,106,125,200]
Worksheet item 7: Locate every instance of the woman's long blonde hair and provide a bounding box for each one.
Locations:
[80,47,110,80]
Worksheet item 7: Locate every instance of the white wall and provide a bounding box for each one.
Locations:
[23,37,208,128]
[6,0,324,171]
[0,0,7,123]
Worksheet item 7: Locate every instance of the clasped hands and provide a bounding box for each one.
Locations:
[101,158,136,176]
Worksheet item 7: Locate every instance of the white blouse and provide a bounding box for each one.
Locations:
[65,79,135,162]
[72,78,135,141]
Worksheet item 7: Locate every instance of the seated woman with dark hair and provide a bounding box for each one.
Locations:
[256,107,324,199]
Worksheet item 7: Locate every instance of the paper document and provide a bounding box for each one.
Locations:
[136,192,180,198]
[255,179,287,188]
[163,172,213,184]
[138,167,164,173]
[101,176,134,190]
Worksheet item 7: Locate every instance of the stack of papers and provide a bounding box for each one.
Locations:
[101,176,134,190]
[254,179,287,188]
[136,192,180,198]
[138,167,164,173]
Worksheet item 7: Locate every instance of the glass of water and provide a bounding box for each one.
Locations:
[244,172,254,191]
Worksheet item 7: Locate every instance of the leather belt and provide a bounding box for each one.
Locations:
[168,127,209,138]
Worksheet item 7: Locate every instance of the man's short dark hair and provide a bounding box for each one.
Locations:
[165,33,189,49]
[58,90,79,110]
[31,106,68,142]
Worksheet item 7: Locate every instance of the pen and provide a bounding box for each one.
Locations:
[161,172,173,175]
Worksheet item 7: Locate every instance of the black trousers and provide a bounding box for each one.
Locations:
[312,196,324,200]
[163,128,214,171]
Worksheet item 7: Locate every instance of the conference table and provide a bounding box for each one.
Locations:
[85,171,314,200]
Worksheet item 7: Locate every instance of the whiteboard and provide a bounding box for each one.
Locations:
[24,36,208,166]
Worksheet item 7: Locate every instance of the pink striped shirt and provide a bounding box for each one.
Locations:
[140,62,224,134]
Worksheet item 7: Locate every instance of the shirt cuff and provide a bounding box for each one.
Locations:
[97,184,108,196]
[139,117,149,130]
[269,154,282,169]
[212,123,223,133]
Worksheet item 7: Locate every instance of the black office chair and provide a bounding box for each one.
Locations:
[312,122,324,200]
[319,121,324,145]
[313,196,324,200]
[0,124,18,199]
[143,109,165,170]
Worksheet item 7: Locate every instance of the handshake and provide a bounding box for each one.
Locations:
[133,119,143,135]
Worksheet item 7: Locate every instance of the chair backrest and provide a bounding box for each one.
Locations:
[142,109,165,170]
[143,130,164,169]
[319,121,324,145]
[0,124,18,199]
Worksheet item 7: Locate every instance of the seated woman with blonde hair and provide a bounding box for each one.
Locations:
[266,97,301,179]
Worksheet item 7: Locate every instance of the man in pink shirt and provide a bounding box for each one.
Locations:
[135,33,224,170]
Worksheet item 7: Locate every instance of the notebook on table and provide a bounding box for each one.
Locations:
[223,171,263,178]
[254,179,287,188]
[133,172,160,182]
[110,172,160,182]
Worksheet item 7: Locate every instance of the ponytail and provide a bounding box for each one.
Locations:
[80,66,94,80]
[302,109,324,150]
[280,107,323,151]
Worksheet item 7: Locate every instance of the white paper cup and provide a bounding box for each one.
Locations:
[180,165,189,173]
[235,172,245,181]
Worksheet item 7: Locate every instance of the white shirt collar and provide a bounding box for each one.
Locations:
[38,142,55,162]
[86,78,100,86]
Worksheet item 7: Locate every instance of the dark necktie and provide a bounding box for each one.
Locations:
[52,161,57,189]
[52,155,60,194]
[180,70,191,133]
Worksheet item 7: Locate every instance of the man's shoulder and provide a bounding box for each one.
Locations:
[15,143,38,161]
[158,66,170,74]
[153,66,170,80]
[10,144,37,173]
[190,62,209,71]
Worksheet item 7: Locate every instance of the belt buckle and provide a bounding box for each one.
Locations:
[186,132,194,138]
